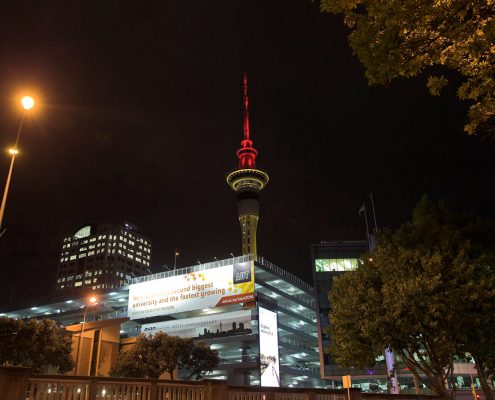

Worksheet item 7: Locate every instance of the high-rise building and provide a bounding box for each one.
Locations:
[56,222,152,295]
[311,240,373,380]
[227,73,269,256]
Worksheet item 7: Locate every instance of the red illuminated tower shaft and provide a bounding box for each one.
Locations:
[227,74,269,256]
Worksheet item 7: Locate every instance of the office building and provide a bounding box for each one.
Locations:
[56,222,152,295]
[311,240,371,382]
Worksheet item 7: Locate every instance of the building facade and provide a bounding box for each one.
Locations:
[56,222,152,295]
[2,255,328,388]
[311,240,371,382]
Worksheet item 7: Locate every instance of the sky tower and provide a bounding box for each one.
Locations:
[227,73,269,256]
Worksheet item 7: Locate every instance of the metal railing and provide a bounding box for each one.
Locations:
[126,255,315,297]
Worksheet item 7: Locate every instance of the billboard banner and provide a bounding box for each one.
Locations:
[141,310,253,339]
[128,261,255,320]
[259,306,280,387]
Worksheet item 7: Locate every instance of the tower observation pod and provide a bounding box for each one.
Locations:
[227,73,269,256]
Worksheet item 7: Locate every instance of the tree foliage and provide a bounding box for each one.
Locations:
[328,196,495,400]
[0,317,74,373]
[109,332,219,380]
[320,0,495,135]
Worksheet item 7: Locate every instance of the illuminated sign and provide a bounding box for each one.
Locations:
[141,310,252,339]
[259,306,280,387]
[128,262,255,320]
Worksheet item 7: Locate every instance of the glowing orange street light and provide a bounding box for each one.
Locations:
[21,96,35,110]
[0,96,36,237]
[74,296,99,375]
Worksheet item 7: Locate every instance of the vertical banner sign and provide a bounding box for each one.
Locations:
[259,306,280,387]
[385,347,400,394]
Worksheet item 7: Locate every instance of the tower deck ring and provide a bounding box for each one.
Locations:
[226,168,269,191]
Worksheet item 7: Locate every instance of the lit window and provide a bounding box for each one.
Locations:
[74,226,91,239]
[78,253,87,258]
[315,258,359,272]
[88,251,95,256]
[84,279,91,285]
[70,255,77,260]
[75,281,82,287]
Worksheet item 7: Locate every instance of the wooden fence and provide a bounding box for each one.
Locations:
[0,367,439,400]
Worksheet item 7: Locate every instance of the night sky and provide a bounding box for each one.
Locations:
[0,1,494,306]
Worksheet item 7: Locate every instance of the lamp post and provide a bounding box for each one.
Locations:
[0,96,35,236]
[74,296,98,375]
[174,249,179,270]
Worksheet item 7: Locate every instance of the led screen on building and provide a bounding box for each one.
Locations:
[128,261,255,320]
[315,258,359,272]
[259,306,280,387]
[141,310,252,339]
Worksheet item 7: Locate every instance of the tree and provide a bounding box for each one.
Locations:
[109,333,163,378]
[320,0,495,135]
[185,341,220,380]
[109,332,219,380]
[328,196,495,400]
[156,333,194,380]
[0,317,74,373]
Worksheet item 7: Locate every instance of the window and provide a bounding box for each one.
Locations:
[315,258,359,272]
[75,281,82,287]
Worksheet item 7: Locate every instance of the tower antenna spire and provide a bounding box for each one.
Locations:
[243,72,250,141]
[236,72,258,169]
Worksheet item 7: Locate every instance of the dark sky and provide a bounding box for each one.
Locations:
[0,1,494,306]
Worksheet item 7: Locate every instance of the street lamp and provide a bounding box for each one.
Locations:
[0,96,35,236]
[174,249,180,269]
[74,296,98,375]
